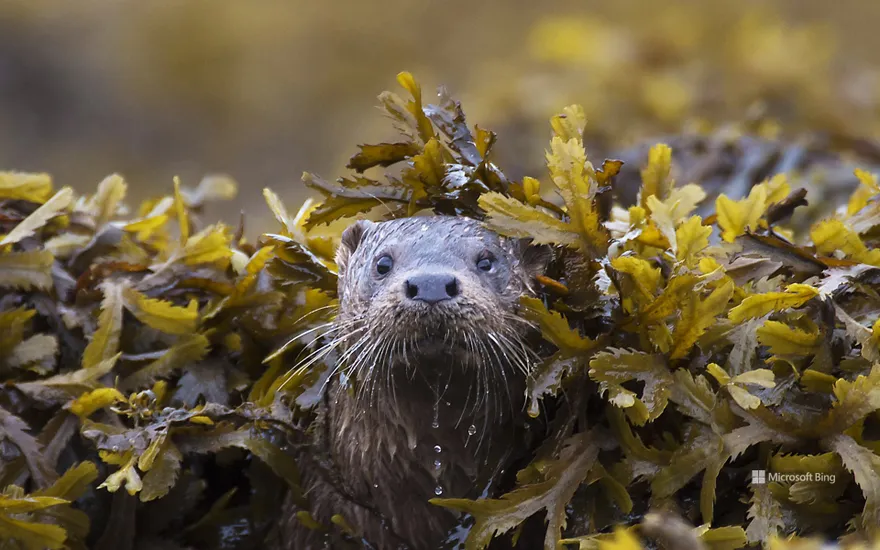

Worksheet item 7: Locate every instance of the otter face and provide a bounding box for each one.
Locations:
[334,217,547,364]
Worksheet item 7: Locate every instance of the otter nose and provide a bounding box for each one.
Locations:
[404,273,459,304]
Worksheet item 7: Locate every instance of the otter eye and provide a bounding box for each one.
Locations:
[376,255,393,275]
[477,256,493,272]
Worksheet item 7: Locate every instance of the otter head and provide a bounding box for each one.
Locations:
[332,216,548,403]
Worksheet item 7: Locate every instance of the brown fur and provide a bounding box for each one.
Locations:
[270,216,547,549]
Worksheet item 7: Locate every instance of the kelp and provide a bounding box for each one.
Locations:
[4,73,880,550]
[0,172,322,548]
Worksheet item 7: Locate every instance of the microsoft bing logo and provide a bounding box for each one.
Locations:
[750,469,835,484]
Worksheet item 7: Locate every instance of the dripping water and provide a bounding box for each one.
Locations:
[464,424,476,448]
[431,380,444,496]
[433,444,443,496]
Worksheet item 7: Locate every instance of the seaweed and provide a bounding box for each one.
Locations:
[3,73,880,550]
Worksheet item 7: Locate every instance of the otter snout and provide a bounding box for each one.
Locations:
[404,272,460,304]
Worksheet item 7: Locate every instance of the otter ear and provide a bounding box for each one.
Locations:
[336,220,373,276]
[516,240,552,279]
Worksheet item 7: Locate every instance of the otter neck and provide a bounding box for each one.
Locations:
[328,352,523,499]
[348,356,520,439]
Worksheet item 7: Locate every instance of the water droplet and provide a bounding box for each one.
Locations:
[467,424,477,436]
[433,445,442,453]
[527,400,540,418]
[434,486,444,496]
[373,483,378,488]
[433,459,442,470]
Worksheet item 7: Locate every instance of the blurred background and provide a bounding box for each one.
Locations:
[2,0,880,234]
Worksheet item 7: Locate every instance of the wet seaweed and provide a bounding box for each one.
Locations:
[3,73,880,550]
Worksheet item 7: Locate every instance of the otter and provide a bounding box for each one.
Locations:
[273,216,549,550]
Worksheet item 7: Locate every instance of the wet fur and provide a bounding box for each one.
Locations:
[271,217,547,549]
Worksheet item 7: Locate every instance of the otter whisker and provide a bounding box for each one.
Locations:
[473,336,494,457]
[476,334,491,426]
[412,333,422,358]
[474,336,495,433]
[385,336,401,412]
[475,336,496,416]
[387,336,403,419]
[295,322,364,367]
[382,336,404,419]
[278,327,365,390]
[338,322,374,368]
[495,330,538,377]
[279,334,351,387]
[478,332,521,448]
[365,335,392,412]
[501,312,539,331]
[288,304,340,328]
[484,337,508,427]
[453,328,477,429]
[358,330,393,412]
[461,331,478,420]
[405,336,420,383]
[349,332,385,412]
[504,328,541,364]
[493,338,530,382]
[276,314,368,370]
[436,363,454,405]
[265,320,340,364]
[287,319,338,342]
[497,339,530,408]
[286,320,360,365]
[359,188,397,219]
[469,332,488,421]
[356,327,396,414]
[370,334,395,406]
[320,328,375,396]
[332,341,370,388]
[498,314,543,366]
[335,331,371,371]
[486,333,515,420]
[386,343,398,417]
[456,329,472,427]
